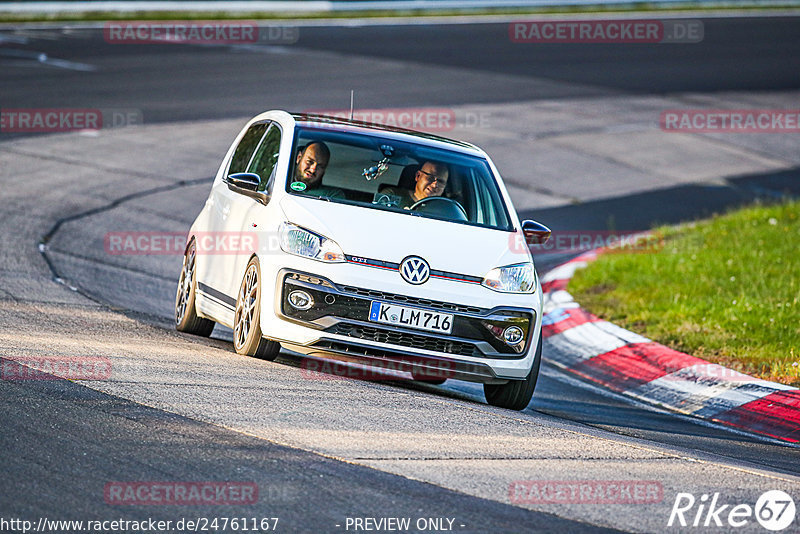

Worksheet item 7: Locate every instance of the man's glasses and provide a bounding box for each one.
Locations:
[418,170,448,186]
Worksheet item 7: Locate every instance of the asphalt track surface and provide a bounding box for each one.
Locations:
[2,15,800,533]
[2,16,799,125]
[3,370,604,533]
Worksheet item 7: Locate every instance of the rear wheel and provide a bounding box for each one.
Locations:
[175,239,215,337]
[233,257,280,361]
[484,330,542,410]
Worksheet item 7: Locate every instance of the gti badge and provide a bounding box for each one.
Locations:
[400,256,430,285]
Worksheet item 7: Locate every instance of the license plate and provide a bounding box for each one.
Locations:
[368,301,453,335]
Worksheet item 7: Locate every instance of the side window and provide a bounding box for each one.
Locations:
[228,123,268,175]
[247,123,282,192]
[473,169,507,228]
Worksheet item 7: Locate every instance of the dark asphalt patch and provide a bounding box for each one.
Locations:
[0,357,616,533]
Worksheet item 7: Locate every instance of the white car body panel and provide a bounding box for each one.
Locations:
[186,110,545,382]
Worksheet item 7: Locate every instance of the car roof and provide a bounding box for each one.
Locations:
[290,113,485,156]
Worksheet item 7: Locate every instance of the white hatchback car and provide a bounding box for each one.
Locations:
[176,110,551,410]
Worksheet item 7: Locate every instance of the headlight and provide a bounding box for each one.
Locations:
[482,263,536,294]
[279,222,345,263]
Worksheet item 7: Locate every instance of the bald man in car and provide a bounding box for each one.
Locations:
[381,160,449,209]
[292,141,345,200]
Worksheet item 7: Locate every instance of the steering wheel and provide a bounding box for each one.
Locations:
[409,196,468,220]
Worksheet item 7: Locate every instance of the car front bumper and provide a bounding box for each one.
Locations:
[272,269,540,383]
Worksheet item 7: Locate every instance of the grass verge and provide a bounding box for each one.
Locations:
[569,199,800,386]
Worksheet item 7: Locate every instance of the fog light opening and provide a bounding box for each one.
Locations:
[288,290,313,310]
[503,326,524,346]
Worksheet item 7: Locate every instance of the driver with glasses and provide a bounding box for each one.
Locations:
[382,160,449,209]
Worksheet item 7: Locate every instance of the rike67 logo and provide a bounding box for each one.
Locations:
[668,490,795,531]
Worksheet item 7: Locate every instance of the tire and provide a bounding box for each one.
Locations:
[175,239,215,337]
[233,257,280,361]
[483,330,542,411]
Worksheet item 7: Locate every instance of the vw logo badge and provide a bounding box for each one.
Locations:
[399,256,430,285]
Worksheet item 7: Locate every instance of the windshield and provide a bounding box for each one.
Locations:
[286,126,513,231]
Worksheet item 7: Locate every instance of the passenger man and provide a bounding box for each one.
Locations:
[292,141,345,199]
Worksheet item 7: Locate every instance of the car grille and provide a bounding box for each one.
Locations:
[339,286,485,314]
[327,323,478,357]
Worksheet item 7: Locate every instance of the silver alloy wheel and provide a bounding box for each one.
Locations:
[234,263,259,350]
[175,239,214,337]
[175,245,196,325]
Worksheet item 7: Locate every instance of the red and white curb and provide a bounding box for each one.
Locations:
[541,251,800,445]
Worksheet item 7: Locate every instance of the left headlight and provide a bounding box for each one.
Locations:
[279,222,345,263]
[482,262,537,294]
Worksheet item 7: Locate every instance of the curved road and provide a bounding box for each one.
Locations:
[2,15,800,533]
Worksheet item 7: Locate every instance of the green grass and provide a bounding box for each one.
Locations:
[569,199,800,385]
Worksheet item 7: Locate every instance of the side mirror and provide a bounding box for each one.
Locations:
[521,220,551,245]
[224,173,270,205]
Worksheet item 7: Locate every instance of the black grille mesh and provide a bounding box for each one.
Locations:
[328,323,477,357]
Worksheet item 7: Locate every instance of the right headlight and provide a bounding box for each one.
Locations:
[278,222,345,263]
[482,262,537,294]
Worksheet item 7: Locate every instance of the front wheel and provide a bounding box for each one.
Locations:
[233,257,280,361]
[175,239,215,337]
[484,330,542,410]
